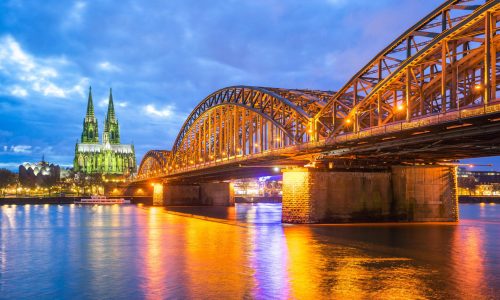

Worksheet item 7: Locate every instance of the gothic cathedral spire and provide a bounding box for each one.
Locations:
[103,88,120,144]
[86,86,95,117]
[81,86,99,143]
[75,87,136,175]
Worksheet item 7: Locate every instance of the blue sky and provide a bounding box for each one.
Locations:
[0,0,495,171]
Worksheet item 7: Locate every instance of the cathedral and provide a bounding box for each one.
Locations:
[73,87,137,175]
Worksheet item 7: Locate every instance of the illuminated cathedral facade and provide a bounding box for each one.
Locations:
[74,87,136,175]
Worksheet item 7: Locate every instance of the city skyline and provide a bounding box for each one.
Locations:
[0,0,494,170]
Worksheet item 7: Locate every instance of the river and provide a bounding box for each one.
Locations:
[0,203,499,299]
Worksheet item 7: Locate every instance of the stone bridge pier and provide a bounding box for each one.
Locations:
[282,166,459,223]
[152,181,235,206]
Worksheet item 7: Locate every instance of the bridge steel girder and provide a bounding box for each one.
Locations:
[155,86,334,175]
[137,150,170,179]
[315,0,500,140]
[136,1,500,182]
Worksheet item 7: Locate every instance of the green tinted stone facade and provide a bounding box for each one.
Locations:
[74,87,137,175]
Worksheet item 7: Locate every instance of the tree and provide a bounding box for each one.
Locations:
[88,173,104,195]
[0,168,17,197]
[458,176,477,195]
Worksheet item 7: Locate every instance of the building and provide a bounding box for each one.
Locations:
[74,87,136,175]
[458,168,500,195]
[458,168,500,183]
[19,158,60,187]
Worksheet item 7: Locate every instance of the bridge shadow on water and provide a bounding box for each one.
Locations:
[166,203,283,225]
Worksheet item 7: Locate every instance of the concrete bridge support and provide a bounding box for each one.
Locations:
[199,182,235,206]
[151,182,234,206]
[282,166,458,224]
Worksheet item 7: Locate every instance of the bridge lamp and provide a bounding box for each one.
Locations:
[254,143,259,148]
[222,151,226,156]
[474,84,484,91]
[273,166,280,172]
[396,104,405,112]
[199,158,204,162]
[189,160,194,164]
[275,137,280,142]
[345,118,352,125]
[237,147,241,152]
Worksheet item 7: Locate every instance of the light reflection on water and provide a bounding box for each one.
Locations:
[0,203,499,299]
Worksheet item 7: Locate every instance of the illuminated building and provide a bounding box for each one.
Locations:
[19,157,60,187]
[73,87,136,175]
[458,168,500,195]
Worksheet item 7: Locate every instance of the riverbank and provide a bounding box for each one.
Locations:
[2,195,498,205]
[459,195,500,204]
[0,196,152,205]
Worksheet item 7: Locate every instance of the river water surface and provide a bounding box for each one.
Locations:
[0,203,499,299]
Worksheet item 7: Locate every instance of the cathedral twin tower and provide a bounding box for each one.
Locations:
[73,87,136,175]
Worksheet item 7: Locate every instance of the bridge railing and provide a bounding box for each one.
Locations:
[329,101,500,145]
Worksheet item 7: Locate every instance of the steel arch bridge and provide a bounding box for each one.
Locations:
[137,150,170,178]
[137,0,500,181]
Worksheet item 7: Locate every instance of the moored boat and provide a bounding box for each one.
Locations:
[74,195,131,205]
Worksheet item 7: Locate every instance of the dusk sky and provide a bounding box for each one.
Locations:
[0,0,495,170]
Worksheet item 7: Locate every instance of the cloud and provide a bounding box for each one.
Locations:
[9,145,32,153]
[144,104,175,118]
[0,35,88,99]
[324,0,348,6]
[62,1,87,29]
[98,61,121,72]
[98,98,108,107]
[0,162,22,170]
[98,97,128,108]
[9,85,28,97]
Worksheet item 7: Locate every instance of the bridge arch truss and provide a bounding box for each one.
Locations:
[137,150,170,178]
[314,0,500,140]
[137,0,500,180]
[168,86,335,171]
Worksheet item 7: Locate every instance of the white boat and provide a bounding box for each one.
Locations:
[75,195,131,205]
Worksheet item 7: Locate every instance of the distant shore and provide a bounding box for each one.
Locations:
[0,196,152,205]
[459,195,500,204]
[1,195,499,205]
